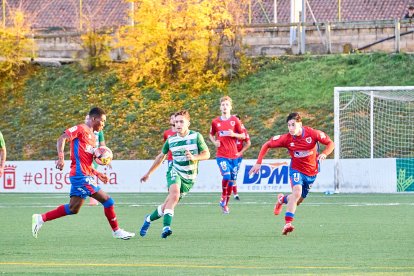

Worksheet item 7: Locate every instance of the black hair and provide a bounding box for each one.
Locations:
[89,107,106,118]
[286,112,302,123]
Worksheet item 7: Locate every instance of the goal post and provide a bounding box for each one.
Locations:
[334,86,414,193]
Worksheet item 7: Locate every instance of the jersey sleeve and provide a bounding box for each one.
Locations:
[98,131,105,143]
[196,132,209,152]
[313,129,335,156]
[64,125,82,141]
[209,120,217,136]
[244,128,250,143]
[234,117,243,134]
[161,139,170,155]
[0,131,5,148]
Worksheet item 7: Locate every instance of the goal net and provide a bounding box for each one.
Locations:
[334,87,414,193]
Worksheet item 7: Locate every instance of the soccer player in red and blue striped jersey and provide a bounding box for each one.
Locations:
[250,112,334,235]
[31,107,135,240]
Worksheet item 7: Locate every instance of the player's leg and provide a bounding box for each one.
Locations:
[160,183,180,238]
[217,158,231,213]
[93,188,135,240]
[89,162,99,206]
[32,178,88,238]
[225,158,239,208]
[233,158,242,200]
[281,170,304,235]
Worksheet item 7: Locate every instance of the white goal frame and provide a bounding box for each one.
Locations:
[334,86,414,192]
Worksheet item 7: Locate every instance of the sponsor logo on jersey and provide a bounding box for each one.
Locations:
[293,150,313,158]
[290,142,294,147]
[68,126,78,133]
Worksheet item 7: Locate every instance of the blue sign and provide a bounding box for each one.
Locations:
[242,165,289,185]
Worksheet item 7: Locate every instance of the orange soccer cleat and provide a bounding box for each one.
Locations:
[282,223,295,235]
[273,193,284,215]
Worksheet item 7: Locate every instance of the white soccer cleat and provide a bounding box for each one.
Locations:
[32,214,44,239]
[112,228,135,240]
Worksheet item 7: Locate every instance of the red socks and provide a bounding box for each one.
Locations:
[42,205,69,222]
[221,179,229,202]
[104,205,119,231]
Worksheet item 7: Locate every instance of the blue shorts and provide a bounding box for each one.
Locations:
[216,157,240,181]
[289,169,317,199]
[69,176,101,199]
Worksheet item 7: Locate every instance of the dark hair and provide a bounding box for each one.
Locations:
[286,112,302,123]
[175,110,190,121]
[89,107,106,118]
[234,114,241,120]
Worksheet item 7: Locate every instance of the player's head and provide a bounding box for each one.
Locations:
[174,110,190,136]
[169,112,176,130]
[286,112,302,136]
[88,107,106,132]
[220,96,232,116]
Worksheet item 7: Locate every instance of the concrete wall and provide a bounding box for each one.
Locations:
[31,20,414,61]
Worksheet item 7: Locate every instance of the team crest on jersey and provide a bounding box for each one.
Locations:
[217,123,221,127]
[306,137,312,143]
[272,135,280,140]
[230,121,235,126]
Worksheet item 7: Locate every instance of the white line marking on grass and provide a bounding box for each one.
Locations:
[0,262,413,271]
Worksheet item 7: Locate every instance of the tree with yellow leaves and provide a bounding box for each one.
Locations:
[119,0,249,93]
[0,8,34,80]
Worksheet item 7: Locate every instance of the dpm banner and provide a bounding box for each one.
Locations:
[0,159,335,193]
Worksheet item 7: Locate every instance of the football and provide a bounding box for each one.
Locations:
[94,146,113,166]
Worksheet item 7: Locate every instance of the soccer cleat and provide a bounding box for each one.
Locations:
[282,223,295,235]
[32,214,44,239]
[112,228,135,240]
[140,215,151,237]
[222,205,230,214]
[273,193,284,215]
[161,226,172,239]
[234,195,240,201]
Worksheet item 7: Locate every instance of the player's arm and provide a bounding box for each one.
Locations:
[99,131,106,147]
[249,141,272,175]
[209,125,220,147]
[316,130,335,161]
[91,168,109,183]
[140,152,167,183]
[228,119,246,140]
[186,133,210,161]
[0,145,6,178]
[56,132,70,171]
[237,139,251,157]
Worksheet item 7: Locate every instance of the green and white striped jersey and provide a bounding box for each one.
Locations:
[162,130,208,180]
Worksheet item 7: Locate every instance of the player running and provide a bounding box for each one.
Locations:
[249,112,334,235]
[232,114,251,200]
[209,96,245,214]
[163,112,177,168]
[31,107,135,240]
[139,110,210,239]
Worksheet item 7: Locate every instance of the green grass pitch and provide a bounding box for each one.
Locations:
[0,193,413,275]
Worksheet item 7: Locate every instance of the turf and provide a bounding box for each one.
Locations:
[0,193,413,275]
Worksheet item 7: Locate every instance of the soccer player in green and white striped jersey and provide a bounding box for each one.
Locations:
[139,110,210,239]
